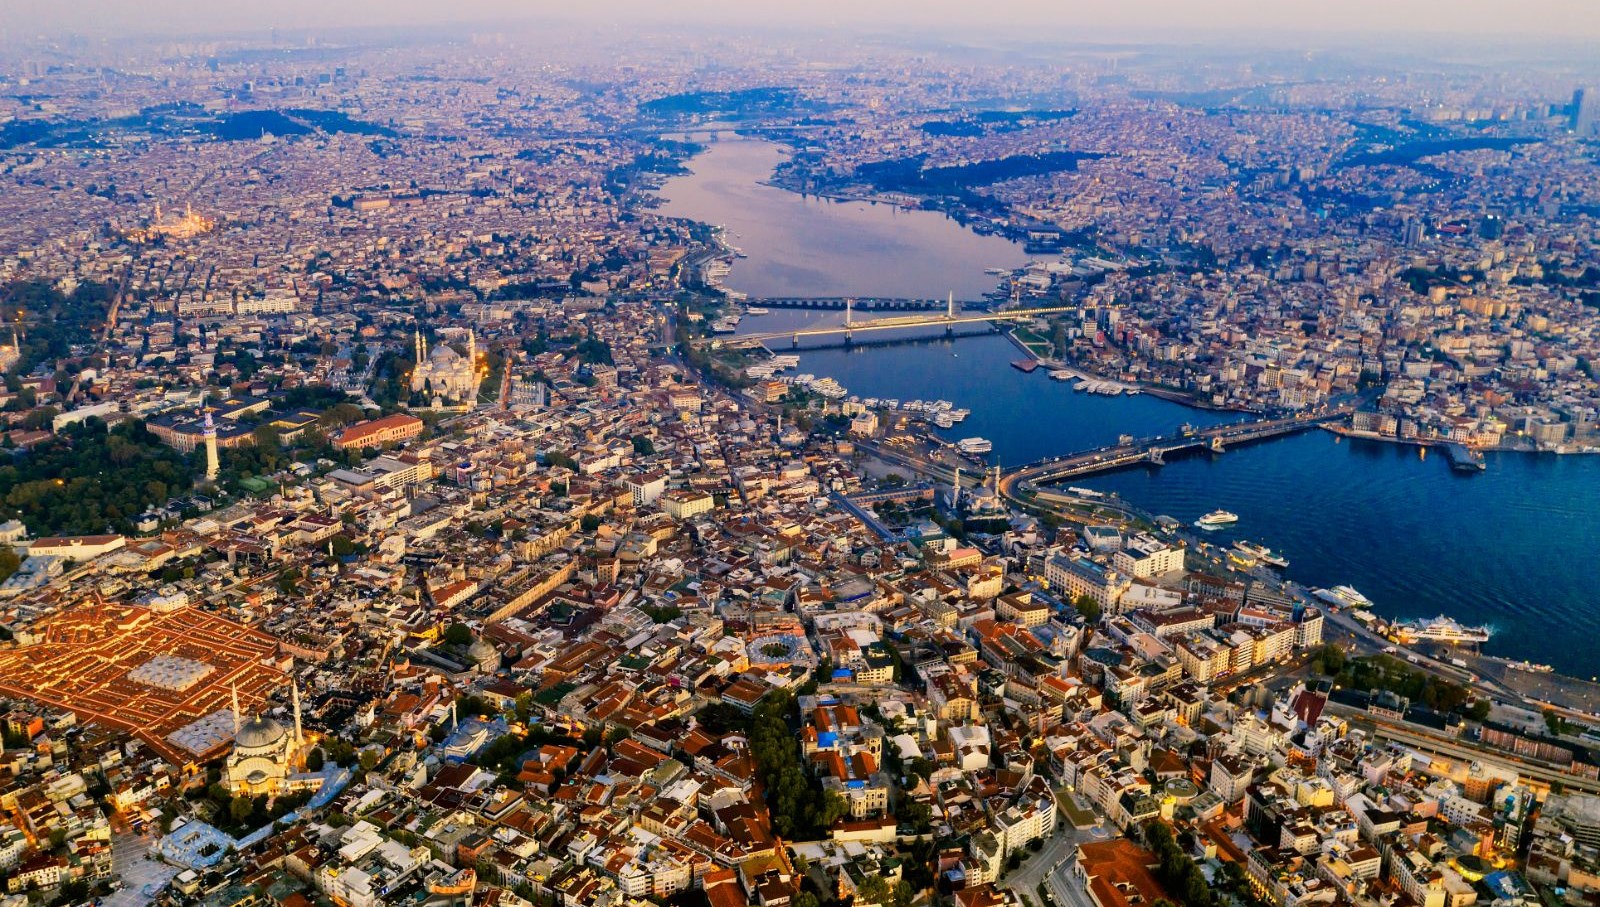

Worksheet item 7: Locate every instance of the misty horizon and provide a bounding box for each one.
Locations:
[9,0,1600,45]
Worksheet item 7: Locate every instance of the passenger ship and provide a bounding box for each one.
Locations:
[1395,616,1493,645]
[1193,510,1239,530]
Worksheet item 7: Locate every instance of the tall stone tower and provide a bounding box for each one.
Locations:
[203,408,220,482]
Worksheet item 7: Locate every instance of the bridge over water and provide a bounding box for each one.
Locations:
[1000,412,1347,496]
[706,302,1078,347]
[750,296,974,312]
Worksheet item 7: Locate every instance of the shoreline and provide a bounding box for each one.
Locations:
[1324,423,1600,457]
[1001,327,1256,415]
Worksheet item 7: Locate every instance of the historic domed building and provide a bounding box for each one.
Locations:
[225,684,308,797]
[410,330,481,404]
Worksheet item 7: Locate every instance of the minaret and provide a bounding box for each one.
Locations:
[414,329,422,363]
[468,329,476,366]
[231,682,241,736]
[203,407,220,482]
[952,466,962,509]
[291,682,304,752]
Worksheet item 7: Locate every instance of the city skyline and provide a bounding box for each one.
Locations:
[2,9,1600,907]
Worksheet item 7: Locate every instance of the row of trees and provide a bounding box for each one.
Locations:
[1318,649,1483,717]
[748,691,849,840]
[1142,820,1273,907]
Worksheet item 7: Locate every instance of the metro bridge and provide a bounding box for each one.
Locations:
[749,296,966,312]
[701,297,1078,347]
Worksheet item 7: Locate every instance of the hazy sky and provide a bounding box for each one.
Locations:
[12,0,1600,41]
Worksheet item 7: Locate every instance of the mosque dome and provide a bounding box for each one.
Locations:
[469,637,500,669]
[235,716,288,751]
[429,344,462,364]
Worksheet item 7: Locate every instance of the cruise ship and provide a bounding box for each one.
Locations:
[1233,540,1288,568]
[1313,585,1374,611]
[1194,510,1239,530]
[958,437,993,455]
[1395,616,1493,645]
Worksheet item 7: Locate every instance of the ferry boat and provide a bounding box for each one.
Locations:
[1313,585,1374,611]
[1194,510,1239,530]
[933,412,956,429]
[744,306,770,315]
[1444,443,1486,473]
[1395,616,1493,645]
[958,437,994,455]
[1233,540,1289,569]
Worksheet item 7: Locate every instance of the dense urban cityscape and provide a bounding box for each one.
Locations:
[0,6,1599,907]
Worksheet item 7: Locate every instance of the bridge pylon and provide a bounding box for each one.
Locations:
[1147,448,1165,465]
[1210,436,1226,453]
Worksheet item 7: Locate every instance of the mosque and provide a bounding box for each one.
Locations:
[123,202,215,242]
[947,465,1012,534]
[225,683,316,797]
[409,329,482,404]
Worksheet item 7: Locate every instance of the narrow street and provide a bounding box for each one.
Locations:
[1002,801,1114,907]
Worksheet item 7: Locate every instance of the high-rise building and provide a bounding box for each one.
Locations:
[1571,87,1598,137]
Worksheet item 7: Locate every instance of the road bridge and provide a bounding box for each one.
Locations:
[1000,412,1346,496]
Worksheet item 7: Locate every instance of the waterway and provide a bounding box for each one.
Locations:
[656,136,1600,676]
[654,138,1030,299]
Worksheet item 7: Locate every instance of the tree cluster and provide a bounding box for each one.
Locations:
[747,692,849,839]
[0,417,192,535]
